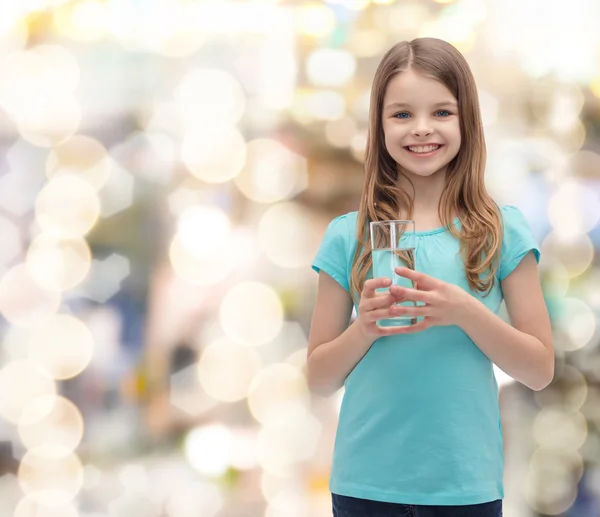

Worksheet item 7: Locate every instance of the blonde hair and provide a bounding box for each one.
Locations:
[349,38,502,302]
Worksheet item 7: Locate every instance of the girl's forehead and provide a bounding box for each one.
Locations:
[383,70,456,107]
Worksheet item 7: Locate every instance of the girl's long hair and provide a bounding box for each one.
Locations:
[349,38,502,303]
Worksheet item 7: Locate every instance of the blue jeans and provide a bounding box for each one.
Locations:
[332,494,503,517]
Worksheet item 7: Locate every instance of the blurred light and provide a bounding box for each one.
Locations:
[26,235,91,292]
[175,68,245,127]
[525,448,581,515]
[14,497,79,517]
[0,47,78,118]
[118,464,148,492]
[325,117,358,148]
[27,314,95,380]
[0,360,56,424]
[108,493,161,517]
[18,395,84,453]
[285,348,308,371]
[234,139,308,203]
[350,132,368,162]
[54,1,107,41]
[306,49,356,87]
[122,3,205,58]
[591,76,600,98]
[568,149,600,178]
[184,424,233,477]
[295,4,336,37]
[265,488,307,517]
[539,257,570,299]
[169,364,219,418]
[81,464,102,490]
[324,0,370,9]
[181,123,247,183]
[230,428,258,471]
[554,298,596,352]
[486,0,598,83]
[35,175,100,239]
[547,85,584,133]
[18,96,81,148]
[98,161,134,218]
[170,206,233,286]
[256,34,297,111]
[541,232,594,278]
[373,0,395,4]
[533,408,587,450]
[164,481,223,517]
[77,253,129,303]
[347,29,388,58]
[220,282,284,347]
[2,326,32,361]
[0,174,43,219]
[0,18,28,63]
[0,264,60,327]
[18,446,83,506]
[198,338,262,402]
[304,90,346,120]
[247,363,310,426]
[534,365,588,410]
[0,214,22,268]
[177,206,230,258]
[548,180,600,239]
[258,202,318,268]
[46,135,111,190]
[479,90,498,127]
[379,4,429,33]
[170,234,233,287]
[257,413,321,476]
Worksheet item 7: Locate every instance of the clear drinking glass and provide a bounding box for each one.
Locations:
[370,219,418,327]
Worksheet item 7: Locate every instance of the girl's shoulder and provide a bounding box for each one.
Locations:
[498,204,531,231]
[326,211,359,236]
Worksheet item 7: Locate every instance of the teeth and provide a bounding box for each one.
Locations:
[407,145,440,153]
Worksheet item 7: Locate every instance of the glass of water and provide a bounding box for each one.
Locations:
[370,219,417,327]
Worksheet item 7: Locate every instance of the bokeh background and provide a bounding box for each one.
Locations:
[0,0,599,516]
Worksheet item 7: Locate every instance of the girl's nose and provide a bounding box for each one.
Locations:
[412,121,432,137]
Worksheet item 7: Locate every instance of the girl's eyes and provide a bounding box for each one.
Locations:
[393,110,453,119]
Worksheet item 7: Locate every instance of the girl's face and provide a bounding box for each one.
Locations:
[381,68,461,179]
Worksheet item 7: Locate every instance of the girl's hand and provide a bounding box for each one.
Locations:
[355,277,408,340]
[388,267,474,332]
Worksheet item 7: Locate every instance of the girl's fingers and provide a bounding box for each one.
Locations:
[390,305,431,317]
[377,318,432,336]
[389,285,435,304]
[362,277,392,298]
[365,306,402,323]
[363,293,404,312]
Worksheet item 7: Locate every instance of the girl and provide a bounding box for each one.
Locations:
[307,38,554,517]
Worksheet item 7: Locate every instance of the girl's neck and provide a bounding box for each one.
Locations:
[397,166,448,220]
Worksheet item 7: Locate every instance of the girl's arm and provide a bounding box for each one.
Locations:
[457,251,554,391]
[389,252,554,391]
[307,271,406,396]
[306,272,372,396]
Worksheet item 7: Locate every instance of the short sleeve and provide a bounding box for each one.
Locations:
[498,205,541,281]
[311,214,350,291]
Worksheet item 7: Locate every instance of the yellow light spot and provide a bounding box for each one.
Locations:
[28,314,95,380]
[0,360,56,424]
[219,282,284,347]
[0,264,60,327]
[26,235,91,292]
[18,446,84,506]
[35,175,101,239]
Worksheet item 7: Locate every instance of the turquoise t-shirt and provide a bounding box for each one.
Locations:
[311,205,541,506]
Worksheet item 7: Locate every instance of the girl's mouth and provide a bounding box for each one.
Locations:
[403,144,444,157]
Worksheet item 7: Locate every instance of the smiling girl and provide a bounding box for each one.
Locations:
[307,38,553,517]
